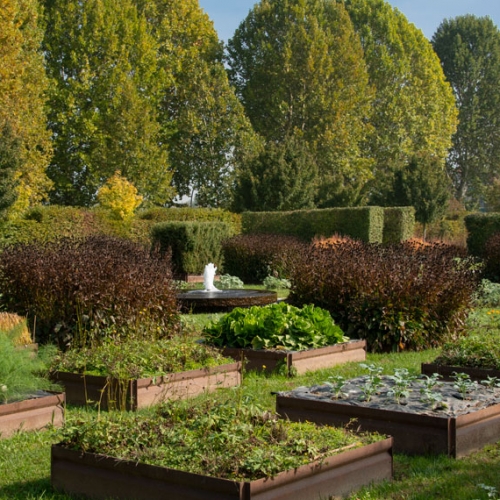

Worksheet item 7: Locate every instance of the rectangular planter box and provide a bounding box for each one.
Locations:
[223,340,366,376]
[276,392,500,458]
[51,437,393,500]
[422,363,500,382]
[0,392,65,439]
[53,362,241,411]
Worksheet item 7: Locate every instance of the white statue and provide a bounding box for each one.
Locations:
[203,263,220,292]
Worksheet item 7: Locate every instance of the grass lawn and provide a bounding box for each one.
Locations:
[1,313,500,500]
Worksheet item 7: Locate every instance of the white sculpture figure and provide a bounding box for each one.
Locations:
[203,263,220,292]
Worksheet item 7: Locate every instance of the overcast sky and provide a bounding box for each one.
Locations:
[198,0,500,42]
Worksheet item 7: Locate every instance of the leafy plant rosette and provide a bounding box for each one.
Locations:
[58,396,384,481]
[50,336,233,380]
[202,302,348,351]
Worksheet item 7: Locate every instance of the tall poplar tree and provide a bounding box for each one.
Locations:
[343,0,458,205]
[42,0,174,206]
[227,0,373,207]
[138,0,260,208]
[0,0,53,216]
[432,15,500,207]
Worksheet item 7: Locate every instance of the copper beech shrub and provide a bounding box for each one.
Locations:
[0,235,180,349]
[288,239,480,353]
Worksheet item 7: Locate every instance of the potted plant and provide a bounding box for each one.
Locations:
[51,396,393,500]
[50,335,241,410]
[0,333,64,438]
[276,364,500,457]
[203,302,366,376]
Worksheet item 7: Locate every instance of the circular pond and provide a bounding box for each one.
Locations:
[177,289,278,313]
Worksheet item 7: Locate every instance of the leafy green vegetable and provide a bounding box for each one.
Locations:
[202,302,347,351]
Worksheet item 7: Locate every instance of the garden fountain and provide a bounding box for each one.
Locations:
[176,263,278,313]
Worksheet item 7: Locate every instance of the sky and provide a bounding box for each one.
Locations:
[197,0,500,42]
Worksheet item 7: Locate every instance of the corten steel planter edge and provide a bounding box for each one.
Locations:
[223,340,366,376]
[53,362,242,411]
[421,363,500,381]
[0,392,65,439]
[51,437,393,500]
[276,392,500,457]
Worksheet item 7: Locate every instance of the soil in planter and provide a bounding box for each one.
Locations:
[282,375,500,417]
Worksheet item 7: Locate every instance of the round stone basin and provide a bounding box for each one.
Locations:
[177,289,278,313]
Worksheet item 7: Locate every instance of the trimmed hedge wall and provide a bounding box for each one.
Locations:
[382,207,415,244]
[151,221,233,276]
[241,207,386,243]
[0,206,241,248]
[465,213,500,257]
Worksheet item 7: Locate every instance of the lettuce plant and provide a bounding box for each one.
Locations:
[203,302,347,351]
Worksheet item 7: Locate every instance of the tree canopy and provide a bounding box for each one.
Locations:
[42,0,173,207]
[432,15,500,208]
[227,0,373,208]
[344,0,458,205]
[138,0,260,209]
[0,0,53,216]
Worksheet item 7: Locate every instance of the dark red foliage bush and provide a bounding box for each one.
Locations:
[0,235,180,348]
[222,234,304,284]
[483,232,500,282]
[287,239,481,352]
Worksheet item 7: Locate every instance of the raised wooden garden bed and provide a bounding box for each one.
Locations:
[0,392,65,439]
[276,379,500,457]
[51,437,393,500]
[53,362,241,411]
[421,363,500,382]
[223,339,366,376]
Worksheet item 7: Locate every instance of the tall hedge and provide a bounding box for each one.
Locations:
[151,221,233,275]
[465,213,500,257]
[383,207,415,244]
[242,207,385,243]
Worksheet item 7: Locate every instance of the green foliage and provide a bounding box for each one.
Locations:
[391,154,451,238]
[0,334,54,403]
[464,213,500,257]
[227,0,374,207]
[382,207,415,244]
[138,207,241,234]
[0,0,53,216]
[233,132,318,212]
[473,280,500,308]
[218,274,244,290]
[263,275,291,291]
[484,233,500,282]
[96,171,143,221]
[203,302,346,351]
[222,233,303,284]
[43,0,173,207]
[140,0,260,209]
[151,221,233,275]
[434,308,500,370]
[433,15,500,207]
[345,0,457,206]
[288,239,480,352]
[242,207,385,243]
[0,235,180,348]
[0,124,21,217]
[58,396,380,481]
[50,336,231,379]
